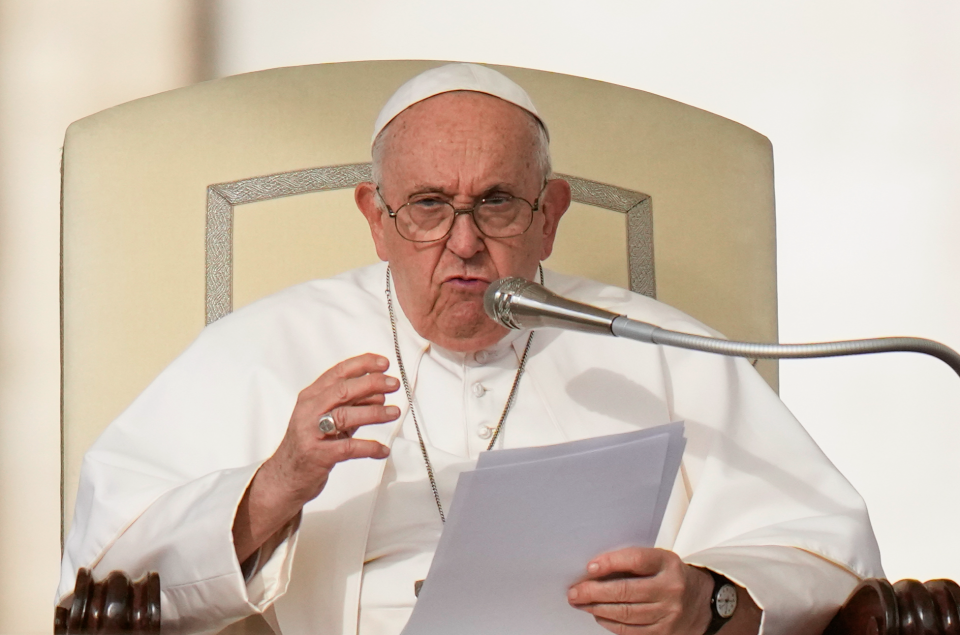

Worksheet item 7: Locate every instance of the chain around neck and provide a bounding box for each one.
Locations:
[384,266,540,523]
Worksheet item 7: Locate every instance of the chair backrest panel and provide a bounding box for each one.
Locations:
[231,179,637,313]
[61,60,777,537]
[232,188,379,311]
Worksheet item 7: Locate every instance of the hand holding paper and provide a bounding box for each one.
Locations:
[401,422,687,635]
[568,546,714,635]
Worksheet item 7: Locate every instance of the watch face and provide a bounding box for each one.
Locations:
[715,584,738,618]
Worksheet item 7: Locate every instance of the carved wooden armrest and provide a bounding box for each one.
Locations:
[53,569,959,634]
[54,568,160,634]
[825,577,960,635]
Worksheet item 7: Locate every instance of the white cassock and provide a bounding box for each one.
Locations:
[58,262,883,635]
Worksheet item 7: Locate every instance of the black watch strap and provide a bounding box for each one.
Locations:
[704,569,738,635]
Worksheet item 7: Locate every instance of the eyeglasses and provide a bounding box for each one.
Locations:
[377,184,546,243]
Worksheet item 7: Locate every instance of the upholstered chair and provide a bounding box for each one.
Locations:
[61,60,782,633]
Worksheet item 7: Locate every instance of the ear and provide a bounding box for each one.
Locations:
[537,178,571,261]
[355,181,390,262]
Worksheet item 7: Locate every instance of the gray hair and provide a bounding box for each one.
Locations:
[371,111,552,202]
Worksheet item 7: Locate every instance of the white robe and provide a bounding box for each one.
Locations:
[58,262,884,635]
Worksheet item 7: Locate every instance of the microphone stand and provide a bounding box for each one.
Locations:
[611,317,960,379]
[485,277,960,379]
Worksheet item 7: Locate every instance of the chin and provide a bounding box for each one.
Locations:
[434,304,502,349]
[440,313,489,340]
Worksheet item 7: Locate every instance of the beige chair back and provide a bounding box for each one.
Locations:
[61,60,778,543]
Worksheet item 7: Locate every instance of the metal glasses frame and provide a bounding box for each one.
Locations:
[376,182,548,242]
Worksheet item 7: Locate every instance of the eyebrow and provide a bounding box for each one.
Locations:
[405,183,518,198]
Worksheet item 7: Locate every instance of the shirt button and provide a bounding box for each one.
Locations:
[472,383,486,397]
[474,350,489,364]
[477,425,493,440]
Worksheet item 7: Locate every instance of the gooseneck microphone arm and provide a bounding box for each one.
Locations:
[611,317,960,377]
[483,277,960,379]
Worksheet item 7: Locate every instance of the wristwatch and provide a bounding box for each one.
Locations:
[704,569,738,635]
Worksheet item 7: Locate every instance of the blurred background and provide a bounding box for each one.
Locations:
[1,0,957,632]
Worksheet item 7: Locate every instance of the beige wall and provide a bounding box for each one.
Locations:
[0,2,210,632]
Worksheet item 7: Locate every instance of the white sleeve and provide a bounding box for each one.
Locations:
[686,545,861,635]
[57,311,315,634]
[59,459,300,635]
[658,344,883,635]
[591,296,884,633]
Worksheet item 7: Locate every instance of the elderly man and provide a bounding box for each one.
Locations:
[59,64,882,635]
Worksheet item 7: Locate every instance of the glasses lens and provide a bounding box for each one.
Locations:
[396,200,455,241]
[392,195,536,241]
[475,197,533,238]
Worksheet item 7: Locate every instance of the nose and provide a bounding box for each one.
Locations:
[444,210,486,259]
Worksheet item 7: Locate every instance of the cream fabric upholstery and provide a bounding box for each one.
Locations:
[60,60,777,551]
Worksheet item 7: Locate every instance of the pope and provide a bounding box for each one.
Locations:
[59,63,883,635]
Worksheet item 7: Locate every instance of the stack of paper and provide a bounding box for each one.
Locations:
[402,421,686,635]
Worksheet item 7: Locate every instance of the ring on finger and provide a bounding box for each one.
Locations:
[318,412,338,437]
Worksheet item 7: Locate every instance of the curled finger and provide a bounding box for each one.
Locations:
[300,354,391,400]
[581,601,667,627]
[323,437,391,462]
[593,615,658,635]
[569,577,658,606]
[587,548,667,580]
[328,404,401,434]
[352,393,387,407]
[320,373,400,412]
[324,353,390,384]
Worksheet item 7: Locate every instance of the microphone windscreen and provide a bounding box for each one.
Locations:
[484,277,536,329]
[484,277,619,334]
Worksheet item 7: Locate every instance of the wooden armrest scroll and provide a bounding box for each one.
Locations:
[54,568,160,634]
[825,578,960,635]
[52,570,958,634]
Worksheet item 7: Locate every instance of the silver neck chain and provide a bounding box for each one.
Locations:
[385,266,539,524]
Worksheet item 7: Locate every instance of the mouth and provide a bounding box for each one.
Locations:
[442,275,490,290]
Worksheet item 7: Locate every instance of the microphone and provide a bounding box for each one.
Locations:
[483,277,619,335]
[483,277,960,378]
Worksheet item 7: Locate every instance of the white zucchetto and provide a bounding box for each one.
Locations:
[371,62,548,143]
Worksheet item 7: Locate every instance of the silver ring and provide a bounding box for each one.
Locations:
[318,413,338,436]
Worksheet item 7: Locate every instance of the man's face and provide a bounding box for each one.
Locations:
[356,91,570,353]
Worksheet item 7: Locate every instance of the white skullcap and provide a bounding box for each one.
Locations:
[372,63,548,144]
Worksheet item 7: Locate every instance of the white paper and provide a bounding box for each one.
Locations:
[402,422,686,635]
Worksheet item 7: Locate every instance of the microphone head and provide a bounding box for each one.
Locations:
[485,276,619,334]
[484,277,537,329]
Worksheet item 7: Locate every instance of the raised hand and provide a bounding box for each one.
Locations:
[233,353,401,562]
